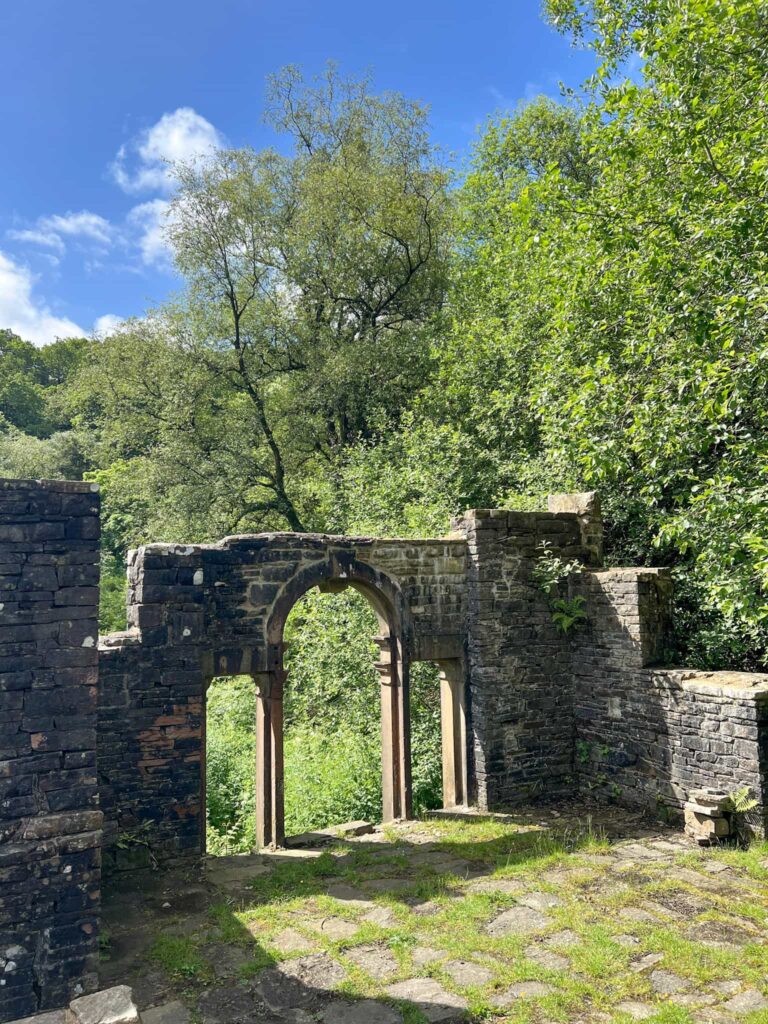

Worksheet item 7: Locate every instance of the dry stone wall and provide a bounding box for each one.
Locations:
[570,567,768,829]
[0,480,101,1023]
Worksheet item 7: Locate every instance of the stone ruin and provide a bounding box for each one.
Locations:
[1,477,767,1021]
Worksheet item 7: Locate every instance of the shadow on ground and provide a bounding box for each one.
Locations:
[99,802,768,1024]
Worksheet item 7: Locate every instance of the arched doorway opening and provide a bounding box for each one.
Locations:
[202,556,471,854]
[257,562,411,848]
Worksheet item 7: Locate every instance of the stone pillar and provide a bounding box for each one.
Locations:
[375,636,412,822]
[0,479,102,1023]
[254,669,285,849]
[438,659,468,808]
[547,492,603,566]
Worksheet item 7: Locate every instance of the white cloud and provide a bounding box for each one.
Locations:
[127,199,174,269]
[112,107,224,193]
[7,210,114,257]
[93,313,125,336]
[6,228,65,253]
[0,250,85,345]
[39,210,113,246]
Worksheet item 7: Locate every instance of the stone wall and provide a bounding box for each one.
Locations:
[0,480,101,1023]
[572,569,768,833]
[455,508,594,809]
[4,474,768,1019]
[98,533,468,863]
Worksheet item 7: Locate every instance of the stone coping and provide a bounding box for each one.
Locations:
[0,477,99,493]
[651,668,768,699]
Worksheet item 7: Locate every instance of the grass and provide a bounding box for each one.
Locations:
[148,934,212,983]
[112,814,768,1023]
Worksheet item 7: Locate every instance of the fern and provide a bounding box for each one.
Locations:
[550,595,587,634]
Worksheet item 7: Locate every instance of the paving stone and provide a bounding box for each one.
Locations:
[712,981,743,995]
[345,943,399,979]
[668,868,735,893]
[412,946,445,967]
[200,943,253,978]
[114,968,172,1011]
[442,959,493,987]
[280,953,348,990]
[321,999,403,1024]
[722,989,768,1015]
[630,952,664,973]
[256,954,347,1012]
[366,878,413,894]
[410,899,444,916]
[673,993,717,1008]
[326,884,372,907]
[519,891,564,910]
[646,890,710,916]
[8,1013,66,1024]
[487,905,551,936]
[703,861,732,874]
[544,929,580,947]
[141,1003,193,1024]
[642,899,680,919]
[362,906,399,928]
[196,985,258,1023]
[650,969,689,994]
[490,981,556,1006]
[615,1001,656,1019]
[611,860,651,875]
[418,857,472,875]
[618,907,658,924]
[464,877,524,896]
[160,914,209,938]
[538,868,574,886]
[618,844,668,861]
[525,946,569,970]
[685,920,758,950]
[615,934,641,948]
[305,916,360,940]
[386,978,468,1022]
[269,927,320,953]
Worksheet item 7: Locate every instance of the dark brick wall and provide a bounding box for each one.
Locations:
[0,479,101,1023]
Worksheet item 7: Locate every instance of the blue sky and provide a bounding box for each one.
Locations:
[0,0,594,345]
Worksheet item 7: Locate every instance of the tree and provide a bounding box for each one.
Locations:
[411,0,768,665]
[70,67,452,546]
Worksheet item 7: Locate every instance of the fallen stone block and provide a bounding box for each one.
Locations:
[66,986,141,1024]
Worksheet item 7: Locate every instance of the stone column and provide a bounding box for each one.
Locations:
[438,659,469,807]
[254,669,285,849]
[0,479,102,1022]
[375,635,412,822]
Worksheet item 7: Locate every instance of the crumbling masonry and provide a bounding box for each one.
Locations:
[1,477,767,1021]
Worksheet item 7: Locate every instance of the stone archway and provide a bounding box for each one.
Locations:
[255,558,413,848]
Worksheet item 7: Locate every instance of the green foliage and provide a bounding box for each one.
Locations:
[532,541,584,597]
[550,594,588,634]
[64,67,452,543]
[205,675,257,855]
[532,541,586,633]
[410,0,768,665]
[98,553,127,634]
[725,787,758,815]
